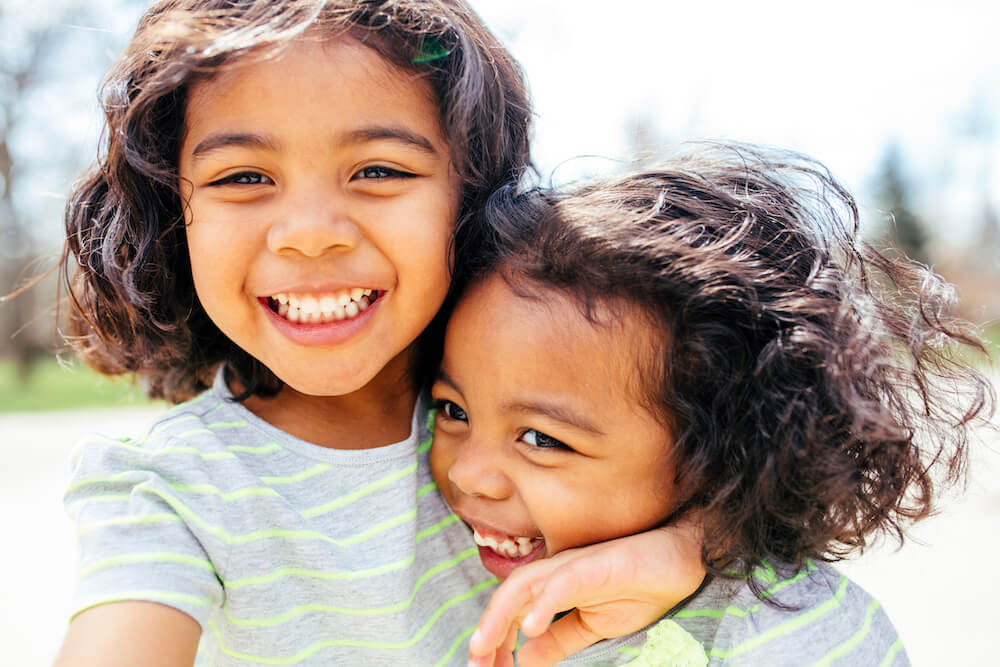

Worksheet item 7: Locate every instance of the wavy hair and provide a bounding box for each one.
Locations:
[62,0,533,402]
[463,144,994,592]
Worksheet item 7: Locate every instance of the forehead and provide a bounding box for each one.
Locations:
[445,274,656,407]
[182,37,445,147]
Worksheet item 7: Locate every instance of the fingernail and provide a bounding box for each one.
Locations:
[469,628,481,648]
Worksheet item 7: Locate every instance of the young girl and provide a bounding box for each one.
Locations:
[430,144,995,665]
[55,1,702,665]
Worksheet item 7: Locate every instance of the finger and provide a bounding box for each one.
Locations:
[468,647,513,667]
[470,562,557,655]
[516,609,604,667]
[491,624,519,667]
[521,556,614,636]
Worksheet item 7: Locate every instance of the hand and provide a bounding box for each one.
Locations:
[468,519,705,667]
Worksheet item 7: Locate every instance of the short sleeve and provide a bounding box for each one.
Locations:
[64,432,226,628]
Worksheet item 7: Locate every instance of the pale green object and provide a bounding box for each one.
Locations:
[625,619,709,667]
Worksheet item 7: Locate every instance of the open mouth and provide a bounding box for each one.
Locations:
[266,288,380,324]
[472,526,545,560]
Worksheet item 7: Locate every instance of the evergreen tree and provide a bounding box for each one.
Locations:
[874,143,930,266]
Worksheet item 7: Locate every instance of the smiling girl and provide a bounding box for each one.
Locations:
[54,2,703,665]
[430,145,994,665]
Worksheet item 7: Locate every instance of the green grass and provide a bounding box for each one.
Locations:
[0,357,160,413]
[985,321,1000,353]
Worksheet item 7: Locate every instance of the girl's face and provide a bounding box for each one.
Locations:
[179,38,460,401]
[430,274,677,579]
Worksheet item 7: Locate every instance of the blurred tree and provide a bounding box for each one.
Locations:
[873,142,931,266]
[0,0,141,378]
[0,3,56,378]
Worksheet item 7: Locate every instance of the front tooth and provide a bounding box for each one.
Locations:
[307,311,321,323]
[300,296,319,315]
[288,295,301,308]
[287,307,301,323]
[473,531,488,547]
[350,287,364,301]
[337,292,351,307]
[319,296,337,312]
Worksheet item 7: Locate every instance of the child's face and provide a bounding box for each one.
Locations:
[430,274,677,580]
[179,38,460,399]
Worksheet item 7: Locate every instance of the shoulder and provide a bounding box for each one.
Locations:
[66,389,237,486]
[704,561,909,666]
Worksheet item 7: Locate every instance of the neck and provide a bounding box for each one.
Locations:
[238,355,420,451]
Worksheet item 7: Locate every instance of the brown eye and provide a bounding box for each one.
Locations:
[521,429,569,450]
[436,400,468,422]
[210,171,273,186]
[354,166,413,180]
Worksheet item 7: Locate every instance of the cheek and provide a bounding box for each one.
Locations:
[428,435,455,492]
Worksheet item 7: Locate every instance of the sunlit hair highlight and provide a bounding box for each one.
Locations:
[62,0,532,402]
[461,144,994,595]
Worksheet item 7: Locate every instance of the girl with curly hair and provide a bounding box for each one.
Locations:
[430,144,994,666]
[55,1,705,665]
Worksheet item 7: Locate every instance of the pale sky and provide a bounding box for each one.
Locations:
[471,0,1000,245]
[10,0,1000,248]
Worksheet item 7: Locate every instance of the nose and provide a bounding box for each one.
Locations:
[447,437,515,501]
[266,184,361,257]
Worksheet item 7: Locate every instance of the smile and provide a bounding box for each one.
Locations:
[472,526,545,559]
[267,289,379,323]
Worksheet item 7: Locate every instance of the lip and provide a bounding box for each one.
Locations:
[456,514,547,580]
[262,282,379,296]
[258,291,383,346]
[475,540,547,580]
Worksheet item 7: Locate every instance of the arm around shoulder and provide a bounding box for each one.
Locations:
[53,601,200,667]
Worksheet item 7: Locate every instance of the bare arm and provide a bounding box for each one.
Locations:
[53,602,201,667]
[470,520,705,667]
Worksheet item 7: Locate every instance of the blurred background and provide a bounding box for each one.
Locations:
[1,0,997,664]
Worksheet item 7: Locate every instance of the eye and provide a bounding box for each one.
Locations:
[434,399,468,423]
[209,171,273,186]
[520,429,570,451]
[353,165,414,180]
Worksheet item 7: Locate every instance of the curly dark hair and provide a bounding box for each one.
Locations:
[61,0,533,402]
[459,144,995,592]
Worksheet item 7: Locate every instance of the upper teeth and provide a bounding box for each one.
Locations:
[271,289,375,323]
[473,528,543,559]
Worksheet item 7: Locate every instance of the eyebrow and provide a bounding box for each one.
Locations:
[189,125,439,164]
[343,125,438,155]
[189,132,280,163]
[435,369,605,436]
[500,399,605,436]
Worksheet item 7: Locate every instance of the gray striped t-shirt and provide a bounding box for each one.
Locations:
[64,371,497,666]
[552,559,910,666]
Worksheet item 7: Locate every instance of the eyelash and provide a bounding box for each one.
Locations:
[208,164,415,188]
[433,399,572,452]
[520,429,570,451]
[208,171,273,187]
[434,399,468,422]
[353,165,416,180]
